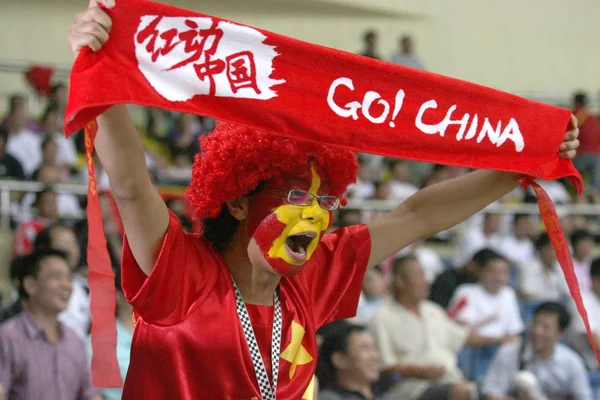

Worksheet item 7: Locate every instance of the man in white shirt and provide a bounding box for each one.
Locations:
[482,302,591,400]
[345,160,375,200]
[571,229,595,292]
[4,99,41,178]
[449,254,524,341]
[567,258,600,370]
[518,232,569,302]
[370,256,500,400]
[497,214,535,266]
[356,267,386,324]
[452,213,503,268]
[388,159,419,201]
[390,35,426,71]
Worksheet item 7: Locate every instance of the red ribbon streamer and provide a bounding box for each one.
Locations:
[523,177,600,365]
[84,121,123,388]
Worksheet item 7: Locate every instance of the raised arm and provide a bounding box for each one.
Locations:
[69,1,169,275]
[367,122,580,269]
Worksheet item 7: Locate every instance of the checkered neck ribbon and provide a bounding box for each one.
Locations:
[233,280,282,400]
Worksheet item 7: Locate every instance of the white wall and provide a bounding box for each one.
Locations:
[0,0,598,115]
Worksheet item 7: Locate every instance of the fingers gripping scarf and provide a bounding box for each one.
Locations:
[64,0,597,387]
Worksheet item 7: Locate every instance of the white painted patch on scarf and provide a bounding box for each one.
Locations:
[135,16,285,102]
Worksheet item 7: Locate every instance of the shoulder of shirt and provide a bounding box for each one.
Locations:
[0,314,22,336]
[496,340,522,359]
[317,390,344,400]
[499,286,518,299]
[60,323,87,346]
[455,283,477,295]
[555,342,586,365]
[371,298,398,320]
[421,299,448,316]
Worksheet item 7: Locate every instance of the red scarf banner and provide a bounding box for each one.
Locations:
[64,0,598,386]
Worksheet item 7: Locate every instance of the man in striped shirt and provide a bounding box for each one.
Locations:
[0,248,100,400]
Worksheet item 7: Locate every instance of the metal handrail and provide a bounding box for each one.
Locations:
[3,179,600,228]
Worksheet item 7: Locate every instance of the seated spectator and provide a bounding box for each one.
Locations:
[158,147,192,184]
[566,258,600,371]
[0,256,28,323]
[77,151,111,191]
[87,273,132,400]
[20,164,82,219]
[346,160,376,199]
[449,253,524,341]
[390,34,426,71]
[430,248,498,309]
[318,324,394,400]
[4,95,42,177]
[370,256,479,400]
[40,101,78,169]
[0,249,99,400]
[145,107,172,141]
[452,213,503,268]
[496,214,535,266]
[0,127,24,180]
[359,30,381,60]
[338,209,363,228]
[422,164,452,188]
[49,83,68,122]
[388,159,419,201]
[571,229,595,292]
[12,188,58,255]
[398,240,444,283]
[0,94,41,133]
[357,267,387,324]
[167,113,202,160]
[482,302,591,400]
[40,136,71,181]
[525,180,572,205]
[34,223,90,340]
[518,232,569,302]
[358,153,385,179]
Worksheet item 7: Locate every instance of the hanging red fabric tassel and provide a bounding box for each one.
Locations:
[84,120,123,388]
[523,177,600,365]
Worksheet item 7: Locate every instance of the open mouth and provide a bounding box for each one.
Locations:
[284,232,317,262]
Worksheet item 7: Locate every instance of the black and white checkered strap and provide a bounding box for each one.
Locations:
[233,279,282,400]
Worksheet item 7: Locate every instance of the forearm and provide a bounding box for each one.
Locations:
[465,332,502,347]
[397,170,521,238]
[94,105,153,199]
[382,363,425,379]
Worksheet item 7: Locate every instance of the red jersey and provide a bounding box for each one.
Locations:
[121,211,371,400]
[13,218,48,256]
[574,105,600,154]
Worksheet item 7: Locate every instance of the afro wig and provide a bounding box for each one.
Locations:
[186,123,358,220]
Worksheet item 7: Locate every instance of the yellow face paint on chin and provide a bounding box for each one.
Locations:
[267,167,330,265]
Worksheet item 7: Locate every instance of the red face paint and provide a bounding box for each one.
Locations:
[245,168,334,277]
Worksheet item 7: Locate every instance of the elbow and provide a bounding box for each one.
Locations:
[109,178,151,201]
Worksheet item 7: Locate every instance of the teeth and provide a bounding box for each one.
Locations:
[296,247,306,256]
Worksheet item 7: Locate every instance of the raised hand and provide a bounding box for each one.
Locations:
[68,0,114,57]
[559,114,580,159]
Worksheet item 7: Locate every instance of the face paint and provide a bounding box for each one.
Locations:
[248,166,332,277]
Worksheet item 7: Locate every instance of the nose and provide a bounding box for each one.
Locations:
[301,199,324,222]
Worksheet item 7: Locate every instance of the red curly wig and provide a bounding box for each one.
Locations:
[186,123,358,219]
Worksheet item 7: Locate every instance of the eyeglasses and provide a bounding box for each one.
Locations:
[268,189,340,211]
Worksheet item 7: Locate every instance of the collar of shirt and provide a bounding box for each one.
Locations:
[523,341,560,365]
[331,385,371,400]
[21,310,65,341]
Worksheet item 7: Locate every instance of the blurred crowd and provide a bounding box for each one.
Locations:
[1,29,600,400]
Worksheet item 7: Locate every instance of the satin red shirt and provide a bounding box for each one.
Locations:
[121,211,371,400]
